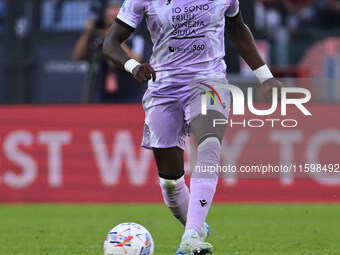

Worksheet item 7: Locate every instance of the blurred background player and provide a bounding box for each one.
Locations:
[103,0,283,254]
[72,0,145,102]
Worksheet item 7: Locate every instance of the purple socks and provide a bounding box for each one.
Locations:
[159,137,221,234]
[186,137,221,232]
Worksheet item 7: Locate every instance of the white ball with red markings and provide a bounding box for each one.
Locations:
[104,222,154,255]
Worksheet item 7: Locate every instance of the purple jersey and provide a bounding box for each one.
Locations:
[117,0,239,90]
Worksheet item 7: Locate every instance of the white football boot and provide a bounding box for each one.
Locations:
[176,223,212,255]
[199,222,210,241]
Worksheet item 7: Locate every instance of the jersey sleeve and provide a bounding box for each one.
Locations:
[116,0,146,29]
[225,0,240,18]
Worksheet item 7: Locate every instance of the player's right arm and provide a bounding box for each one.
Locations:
[103,19,155,83]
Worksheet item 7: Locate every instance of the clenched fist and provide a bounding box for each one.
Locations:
[262,78,284,99]
[132,63,156,83]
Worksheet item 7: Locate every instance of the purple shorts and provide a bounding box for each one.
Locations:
[141,78,231,150]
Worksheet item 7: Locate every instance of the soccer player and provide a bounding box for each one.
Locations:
[103,0,283,254]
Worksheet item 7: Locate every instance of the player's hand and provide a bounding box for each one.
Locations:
[132,63,156,83]
[262,78,284,99]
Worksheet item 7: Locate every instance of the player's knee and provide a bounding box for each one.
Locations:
[197,136,221,162]
[153,147,184,180]
[191,137,221,178]
[191,110,227,143]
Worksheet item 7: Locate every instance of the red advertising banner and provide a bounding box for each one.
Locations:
[0,104,339,203]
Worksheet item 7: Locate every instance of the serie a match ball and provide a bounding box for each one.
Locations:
[104,222,154,255]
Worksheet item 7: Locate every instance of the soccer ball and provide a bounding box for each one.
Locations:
[104,222,154,255]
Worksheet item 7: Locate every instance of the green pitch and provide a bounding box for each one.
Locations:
[0,204,339,255]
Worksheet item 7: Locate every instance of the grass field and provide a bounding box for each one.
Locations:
[0,204,340,255]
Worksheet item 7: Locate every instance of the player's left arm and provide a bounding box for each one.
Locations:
[226,12,284,99]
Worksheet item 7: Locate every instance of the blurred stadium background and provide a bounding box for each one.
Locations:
[0,0,339,202]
